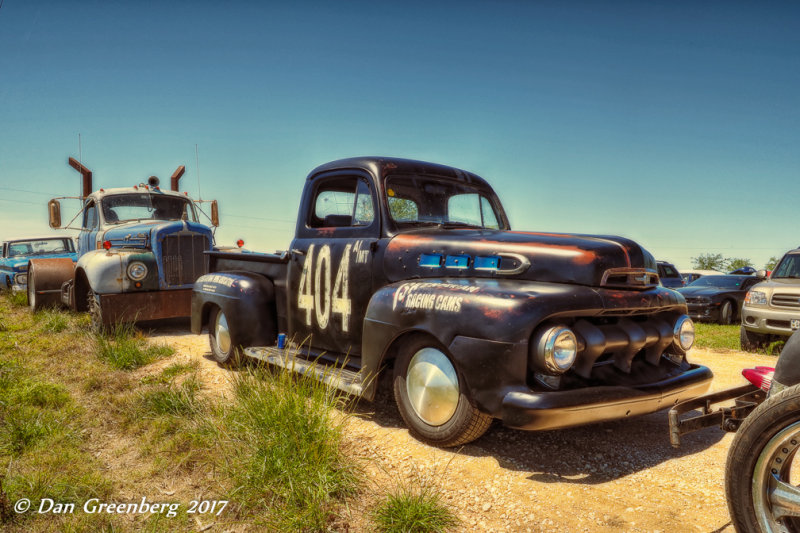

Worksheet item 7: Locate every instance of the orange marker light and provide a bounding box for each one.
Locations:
[103,241,112,250]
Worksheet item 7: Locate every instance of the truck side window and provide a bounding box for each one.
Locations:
[311,177,375,228]
[83,202,98,229]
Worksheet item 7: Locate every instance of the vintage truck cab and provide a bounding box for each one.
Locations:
[27,158,219,329]
[191,156,712,447]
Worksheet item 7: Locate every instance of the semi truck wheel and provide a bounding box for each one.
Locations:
[208,306,242,367]
[393,336,492,447]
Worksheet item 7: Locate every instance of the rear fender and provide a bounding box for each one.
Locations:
[774,330,800,389]
[191,272,277,349]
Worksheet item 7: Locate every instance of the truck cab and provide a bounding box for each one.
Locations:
[192,157,713,447]
[27,158,218,329]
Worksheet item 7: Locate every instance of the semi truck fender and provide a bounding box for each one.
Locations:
[191,272,277,349]
[359,279,606,405]
[77,249,158,295]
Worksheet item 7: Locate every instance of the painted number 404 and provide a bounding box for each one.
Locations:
[297,244,352,332]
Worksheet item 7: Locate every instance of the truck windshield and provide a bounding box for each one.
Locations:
[773,254,800,279]
[101,194,197,224]
[385,175,503,229]
[7,238,74,257]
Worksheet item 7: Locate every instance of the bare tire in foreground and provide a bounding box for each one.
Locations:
[725,383,800,532]
[208,306,242,367]
[393,337,492,448]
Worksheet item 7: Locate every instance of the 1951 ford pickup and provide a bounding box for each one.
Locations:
[191,156,712,447]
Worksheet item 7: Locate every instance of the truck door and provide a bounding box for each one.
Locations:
[77,200,99,256]
[288,173,379,357]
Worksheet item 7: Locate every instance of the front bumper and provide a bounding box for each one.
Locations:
[741,304,800,337]
[686,302,719,322]
[500,363,713,431]
[98,289,192,325]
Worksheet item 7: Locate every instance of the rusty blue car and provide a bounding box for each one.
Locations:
[1,237,77,293]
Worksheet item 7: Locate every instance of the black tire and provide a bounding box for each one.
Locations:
[741,326,768,351]
[87,289,105,333]
[208,306,243,367]
[719,300,734,325]
[393,336,492,447]
[725,383,800,533]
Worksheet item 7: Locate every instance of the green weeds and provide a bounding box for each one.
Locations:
[372,484,459,533]
[96,323,173,370]
[219,361,358,531]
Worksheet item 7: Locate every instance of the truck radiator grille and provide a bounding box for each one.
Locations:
[771,294,800,308]
[570,316,677,378]
[162,234,208,286]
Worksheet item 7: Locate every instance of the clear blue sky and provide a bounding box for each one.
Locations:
[1,1,798,270]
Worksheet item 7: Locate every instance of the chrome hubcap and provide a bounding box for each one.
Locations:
[405,347,459,426]
[214,311,231,354]
[753,420,800,532]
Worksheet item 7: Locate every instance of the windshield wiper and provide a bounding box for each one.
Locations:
[440,221,485,229]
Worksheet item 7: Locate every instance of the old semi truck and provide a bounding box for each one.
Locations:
[27,158,219,329]
[191,156,712,447]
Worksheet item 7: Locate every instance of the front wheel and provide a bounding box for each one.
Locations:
[208,306,242,367]
[393,337,492,447]
[726,383,800,532]
[87,290,105,333]
[719,300,734,325]
[742,326,768,351]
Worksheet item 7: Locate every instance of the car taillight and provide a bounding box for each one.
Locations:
[742,366,775,392]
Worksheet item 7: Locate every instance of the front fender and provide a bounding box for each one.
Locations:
[191,272,277,349]
[78,249,158,294]
[360,278,686,403]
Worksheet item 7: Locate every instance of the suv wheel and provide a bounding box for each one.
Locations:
[740,326,768,351]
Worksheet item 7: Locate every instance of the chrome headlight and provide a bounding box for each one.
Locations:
[14,273,27,286]
[745,290,767,306]
[533,326,578,374]
[127,262,148,281]
[673,315,695,353]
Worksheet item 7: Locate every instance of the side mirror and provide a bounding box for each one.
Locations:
[210,200,219,227]
[48,199,62,228]
[757,269,768,279]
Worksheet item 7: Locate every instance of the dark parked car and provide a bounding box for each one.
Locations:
[657,261,685,288]
[678,274,763,325]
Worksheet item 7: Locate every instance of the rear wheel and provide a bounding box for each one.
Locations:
[208,306,242,367]
[742,326,768,352]
[393,337,492,447]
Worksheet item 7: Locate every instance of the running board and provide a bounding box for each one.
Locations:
[244,346,365,397]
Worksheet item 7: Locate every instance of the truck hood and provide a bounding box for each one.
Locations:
[102,220,213,249]
[384,228,657,287]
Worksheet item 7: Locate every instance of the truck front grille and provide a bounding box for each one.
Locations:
[771,293,800,308]
[162,233,208,286]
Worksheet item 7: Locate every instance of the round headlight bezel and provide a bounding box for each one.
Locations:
[673,315,695,353]
[534,325,578,375]
[127,262,148,281]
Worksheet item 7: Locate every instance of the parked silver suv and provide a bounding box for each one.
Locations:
[740,248,800,350]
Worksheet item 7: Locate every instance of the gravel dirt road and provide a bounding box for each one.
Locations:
[148,329,773,532]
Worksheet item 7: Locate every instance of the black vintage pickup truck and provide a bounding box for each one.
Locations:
[191,157,712,447]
